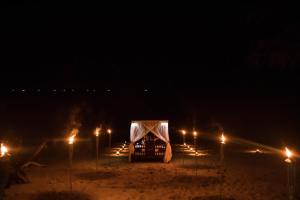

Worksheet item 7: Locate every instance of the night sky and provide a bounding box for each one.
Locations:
[1,3,300,147]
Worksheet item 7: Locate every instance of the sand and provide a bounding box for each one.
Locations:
[3,143,299,200]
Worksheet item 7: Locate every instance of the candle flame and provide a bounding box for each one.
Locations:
[220,133,226,144]
[116,151,120,155]
[0,143,8,157]
[181,130,186,135]
[95,127,101,137]
[107,129,112,134]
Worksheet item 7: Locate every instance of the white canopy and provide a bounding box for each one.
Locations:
[128,120,172,163]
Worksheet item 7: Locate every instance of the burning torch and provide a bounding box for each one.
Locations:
[284,147,296,200]
[68,128,78,192]
[95,126,101,171]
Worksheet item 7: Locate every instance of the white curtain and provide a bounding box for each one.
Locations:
[129,121,172,163]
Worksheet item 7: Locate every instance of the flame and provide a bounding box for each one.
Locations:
[68,128,78,144]
[107,129,112,134]
[183,142,186,146]
[285,147,292,158]
[0,143,8,157]
[116,151,120,155]
[193,131,197,137]
[95,127,101,137]
[220,133,226,144]
[284,147,294,163]
[181,130,186,135]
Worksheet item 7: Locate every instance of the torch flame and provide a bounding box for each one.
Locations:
[68,128,78,145]
[284,147,293,163]
[220,133,226,144]
[285,147,292,158]
[0,143,8,157]
[95,127,101,137]
[107,129,112,134]
[193,131,197,137]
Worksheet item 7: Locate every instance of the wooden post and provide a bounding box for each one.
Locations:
[69,143,73,192]
[96,135,99,171]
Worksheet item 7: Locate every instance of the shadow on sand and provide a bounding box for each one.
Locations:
[178,163,218,170]
[34,191,91,200]
[190,196,235,200]
[171,175,222,187]
[76,171,118,181]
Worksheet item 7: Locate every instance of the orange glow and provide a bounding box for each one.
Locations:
[181,130,186,135]
[107,129,112,134]
[68,128,78,145]
[284,147,293,163]
[193,131,197,137]
[0,143,8,157]
[95,127,101,137]
[116,151,120,155]
[220,133,226,144]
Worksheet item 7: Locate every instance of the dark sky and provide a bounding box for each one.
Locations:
[1,2,300,146]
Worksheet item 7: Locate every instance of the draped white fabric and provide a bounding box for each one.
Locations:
[129,120,172,163]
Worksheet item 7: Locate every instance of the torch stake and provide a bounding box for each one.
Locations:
[96,136,99,171]
[69,143,73,192]
[194,137,197,176]
[220,143,224,163]
[109,134,111,149]
[287,161,296,200]
[220,143,225,199]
